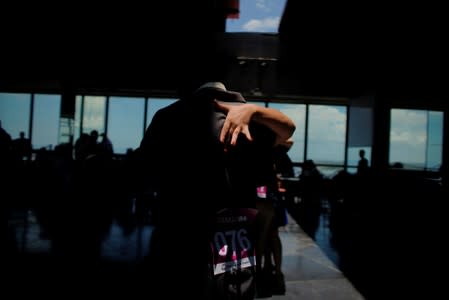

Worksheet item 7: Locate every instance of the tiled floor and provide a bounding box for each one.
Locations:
[7,208,363,299]
[270,218,363,299]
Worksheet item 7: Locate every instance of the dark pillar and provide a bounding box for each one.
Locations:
[371,93,390,174]
[59,88,76,145]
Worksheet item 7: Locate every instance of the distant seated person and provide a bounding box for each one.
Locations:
[391,162,404,169]
[98,133,114,158]
[12,131,32,162]
[299,159,322,180]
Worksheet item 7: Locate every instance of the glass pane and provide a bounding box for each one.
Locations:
[389,109,427,169]
[108,97,145,154]
[82,96,106,135]
[426,111,443,171]
[307,105,347,165]
[348,106,372,148]
[0,93,31,139]
[74,95,82,143]
[268,103,306,163]
[58,117,75,145]
[146,98,177,129]
[32,94,61,150]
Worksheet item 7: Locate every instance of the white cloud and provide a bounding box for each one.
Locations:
[255,0,269,11]
[390,109,427,144]
[242,17,280,32]
[271,104,347,163]
[270,103,306,136]
[283,105,305,130]
[278,105,346,139]
[390,130,426,144]
[83,96,107,131]
[309,106,346,143]
[391,109,426,131]
[389,109,432,165]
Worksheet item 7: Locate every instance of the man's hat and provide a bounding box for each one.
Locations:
[194,82,246,103]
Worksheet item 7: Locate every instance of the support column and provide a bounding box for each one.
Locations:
[59,90,76,145]
[371,93,390,175]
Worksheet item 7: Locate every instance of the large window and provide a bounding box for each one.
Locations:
[108,97,145,154]
[390,109,444,171]
[307,105,347,166]
[15,90,446,176]
[426,111,444,171]
[305,105,347,177]
[32,94,61,150]
[0,93,31,140]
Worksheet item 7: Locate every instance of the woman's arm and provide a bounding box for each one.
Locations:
[214,101,296,146]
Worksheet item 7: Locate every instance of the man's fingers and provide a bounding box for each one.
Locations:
[230,127,241,145]
[221,124,253,146]
[241,127,253,142]
[220,120,230,143]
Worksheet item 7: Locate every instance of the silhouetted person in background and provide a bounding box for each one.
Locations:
[137,81,295,299]
[86,129,99,158]
[99,133,114,159]
[357,149,369,176]
[74,133,90,161]
[12,131,32,162]
[253,150,287,297]
[253,138,293,297]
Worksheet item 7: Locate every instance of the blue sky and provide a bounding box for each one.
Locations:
[226,0,287,33]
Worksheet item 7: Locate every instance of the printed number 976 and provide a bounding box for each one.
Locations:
[214,228,251,253]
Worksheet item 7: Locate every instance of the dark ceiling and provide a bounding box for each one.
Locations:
[278,1,448,99]
[1,1,233,94]
[1,0,447,100]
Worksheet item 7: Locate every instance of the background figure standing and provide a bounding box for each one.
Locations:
[357,149,369,176]
[254,140,293,297]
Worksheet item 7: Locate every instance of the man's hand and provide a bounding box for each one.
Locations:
[214,101,257,146]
